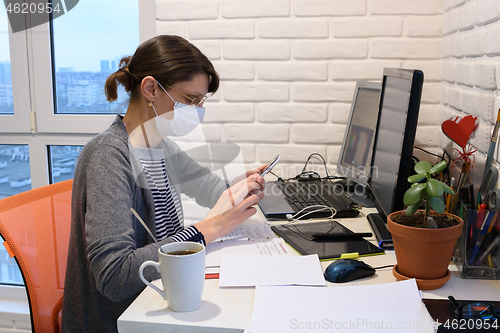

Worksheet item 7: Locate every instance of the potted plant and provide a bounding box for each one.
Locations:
[387,160,464,290]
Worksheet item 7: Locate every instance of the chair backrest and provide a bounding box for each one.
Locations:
[0,179,73,333]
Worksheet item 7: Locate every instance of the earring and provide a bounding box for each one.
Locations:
[148,101,153,107]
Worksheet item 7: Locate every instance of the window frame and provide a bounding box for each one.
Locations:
[0,0,155,294]
[34,0,156,134]
[2,16,31,133]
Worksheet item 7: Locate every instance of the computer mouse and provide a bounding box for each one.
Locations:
[324,259,376,283]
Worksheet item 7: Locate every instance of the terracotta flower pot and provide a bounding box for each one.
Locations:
[387,211,463,283]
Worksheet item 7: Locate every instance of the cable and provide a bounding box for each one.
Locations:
[269,171,284,182]
[413,146,452,183]
[414,146,452,164]
[373,264,394,270]
[280,205,338,241]
[266,153,338,183]
[288,204,337,222]
[299,153,331,179]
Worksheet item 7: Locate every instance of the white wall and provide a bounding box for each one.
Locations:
[6,0,500,330]
[155,0,444,178]
[440,0,500,187]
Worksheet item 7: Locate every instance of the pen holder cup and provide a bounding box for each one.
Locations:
[453,205,500,280]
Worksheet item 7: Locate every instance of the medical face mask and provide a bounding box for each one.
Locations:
[150,83,205,137]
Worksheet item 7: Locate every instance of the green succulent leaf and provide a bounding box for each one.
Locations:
[429,160,447,175]
[428,196,445,214]
[414,161,432,174]
[426,178,445,197]
[440,182,455,195]
[403,183,426,206]
[406,203,420,216]
[408,173,426,183]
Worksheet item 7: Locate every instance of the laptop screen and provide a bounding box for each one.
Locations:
[337,81,381,186]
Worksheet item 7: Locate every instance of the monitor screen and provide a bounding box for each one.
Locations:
[368,68,424,218]
[337,81,381,186]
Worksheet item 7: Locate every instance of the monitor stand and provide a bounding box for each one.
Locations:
[331,179,375,208]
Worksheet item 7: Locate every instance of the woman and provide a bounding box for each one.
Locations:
[61,35,266,332]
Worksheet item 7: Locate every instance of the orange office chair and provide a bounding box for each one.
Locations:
[0,179,73,333]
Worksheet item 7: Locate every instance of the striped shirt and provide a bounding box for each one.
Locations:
[135,147,205,245]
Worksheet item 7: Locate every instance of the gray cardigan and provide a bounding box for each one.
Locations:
[61,116,226,333]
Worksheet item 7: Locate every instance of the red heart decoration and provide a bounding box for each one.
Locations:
[441,115,479,149]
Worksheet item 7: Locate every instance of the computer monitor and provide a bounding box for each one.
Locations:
[368,68,424,221]
[336,81,381,188]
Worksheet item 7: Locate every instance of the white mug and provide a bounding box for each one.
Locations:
[139,242,205,312]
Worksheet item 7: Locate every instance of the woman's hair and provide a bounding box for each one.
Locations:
[104,35,219,102]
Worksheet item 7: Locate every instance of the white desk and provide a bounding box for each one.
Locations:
[117,208,500,333]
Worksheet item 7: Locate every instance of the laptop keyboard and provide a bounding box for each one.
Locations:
[279,182,330,212]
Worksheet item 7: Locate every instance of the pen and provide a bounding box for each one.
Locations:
[205,273,220,279]
[467,204,486,254]
[477,235,500,263]
[445,177,455,213]
[312,232,372,240]
[467,211,495,265]
[469,183,475,212]
[474,213,500,263]
[469,203,486,248]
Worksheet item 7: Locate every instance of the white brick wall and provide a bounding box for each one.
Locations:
[155,0,444,178]
[440,0,500,189]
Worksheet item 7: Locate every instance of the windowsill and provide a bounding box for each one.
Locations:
[0,285,30,322]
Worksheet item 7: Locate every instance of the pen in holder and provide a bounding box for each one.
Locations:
[454,203,500,279]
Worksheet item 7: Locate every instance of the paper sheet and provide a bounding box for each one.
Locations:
[250,279,437,333]
[205,224,290,273]
[215,224,278,242]
[219,254,326,287]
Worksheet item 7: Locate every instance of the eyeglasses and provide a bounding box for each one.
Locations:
[448,295,500,320]
[156,80,211,108]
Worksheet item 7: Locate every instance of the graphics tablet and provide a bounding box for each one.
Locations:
[271,221,384,260]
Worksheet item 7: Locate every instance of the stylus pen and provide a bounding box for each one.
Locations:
[312,232,372,240]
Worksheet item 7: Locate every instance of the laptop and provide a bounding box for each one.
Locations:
[259,180,360,219]
[332,81,381,207]
[258,81,381,220]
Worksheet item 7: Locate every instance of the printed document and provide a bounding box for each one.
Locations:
[206,224,291,274]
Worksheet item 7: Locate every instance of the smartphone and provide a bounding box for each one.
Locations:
[260,155,280,177]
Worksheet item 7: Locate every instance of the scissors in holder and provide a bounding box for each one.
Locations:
[479,167,500,210]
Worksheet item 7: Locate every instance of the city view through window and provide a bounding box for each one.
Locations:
[0,8,13,114]
[54,58,129,114]
[52,0,139,114]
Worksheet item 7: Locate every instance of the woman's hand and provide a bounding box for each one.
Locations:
[206,172,265,219]
[230,164,268,188]
[195,193,261,244]
[195,169,267,243]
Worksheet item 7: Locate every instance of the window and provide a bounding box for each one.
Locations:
[48,145,83,184]
[0,8,13,115]
[0,236,23,286]
[51,0,140,114]
[0,0,155,292]
[0,144,30,285]
[0,144,30,199]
